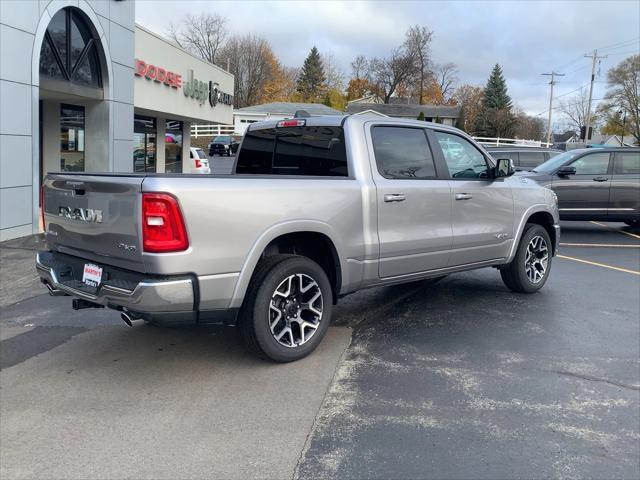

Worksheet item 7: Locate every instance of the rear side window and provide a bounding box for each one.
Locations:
[371,126,436,179]
[519,151,546,168]
[235,126,348,176]
[614,152,640,174]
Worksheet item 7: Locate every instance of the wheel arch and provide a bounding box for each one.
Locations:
[229,221,345,309]
[507,206,558,262]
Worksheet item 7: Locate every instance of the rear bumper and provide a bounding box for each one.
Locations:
[36,251,195,319]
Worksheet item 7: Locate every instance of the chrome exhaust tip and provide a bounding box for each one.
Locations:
[120,312,133,327]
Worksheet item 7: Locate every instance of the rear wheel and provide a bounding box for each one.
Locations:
[238,255,332,362]
[500,223,552,293]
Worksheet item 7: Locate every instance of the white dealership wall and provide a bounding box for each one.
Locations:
[0,0,135,241]
[0,1,234,241]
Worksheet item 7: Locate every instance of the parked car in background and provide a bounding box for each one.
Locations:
[521,147,640,226]
[37,116,560,362]
[209,135,239,156]
[186,147,211,174]
[486,146,562,172]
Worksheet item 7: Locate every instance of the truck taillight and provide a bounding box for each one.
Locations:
[142,193,189,253]
[194,159,202,168]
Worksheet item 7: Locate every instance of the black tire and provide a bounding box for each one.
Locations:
[238,255,333,362]
[500,223,552,293]
[624,220,639,229]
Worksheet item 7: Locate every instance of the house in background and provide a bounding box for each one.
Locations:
[346,102,461,126]
[233,102,343,135]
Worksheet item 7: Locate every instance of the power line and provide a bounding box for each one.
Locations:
[597,37,640,52]
[536,97,605,117]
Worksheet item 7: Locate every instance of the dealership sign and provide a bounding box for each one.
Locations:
[134,59,233,108]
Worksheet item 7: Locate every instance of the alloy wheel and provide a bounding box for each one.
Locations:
[269,273,323,348]
[525,235,549,284]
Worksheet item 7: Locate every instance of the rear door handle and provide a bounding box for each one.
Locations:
[384,194,406,203]
[593,176,609,182]
[455,193,472,201]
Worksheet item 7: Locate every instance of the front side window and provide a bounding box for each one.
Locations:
[60,104,85,171]
[614,152,640,174]
[434,131,488,179]
[371,126,436,179]
[570,152,610,175]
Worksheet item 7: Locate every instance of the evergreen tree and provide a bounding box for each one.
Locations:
[417,111,425,121]
[296,46,326,102]
[475,64,516,137]
[435,114,442,124]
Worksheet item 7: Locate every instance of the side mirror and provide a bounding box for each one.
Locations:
[557,165,576,176]
[495,158,515,178]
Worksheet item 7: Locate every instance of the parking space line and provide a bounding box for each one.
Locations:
[558,254,640,276]
[560,243,640,248]
[590,221,640,240]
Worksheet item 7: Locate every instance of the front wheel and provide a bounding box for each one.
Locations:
[624,220,639,229]
[238,255,333,362]
[500,223,552,293]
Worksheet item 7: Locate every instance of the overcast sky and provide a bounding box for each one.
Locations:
[136,0,640,119]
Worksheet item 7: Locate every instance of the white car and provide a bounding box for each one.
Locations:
[186,147,211,174]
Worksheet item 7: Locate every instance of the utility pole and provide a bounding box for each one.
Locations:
[542,71,564,146]
[584,49,607,144]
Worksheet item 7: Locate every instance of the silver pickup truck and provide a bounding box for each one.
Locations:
[37,115,560,362]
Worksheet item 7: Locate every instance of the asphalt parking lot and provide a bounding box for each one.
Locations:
[1,221,638,479]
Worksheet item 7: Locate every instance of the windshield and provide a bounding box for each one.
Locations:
[195,149,207,159]
[213,136,230,143]
[533,150,581,173]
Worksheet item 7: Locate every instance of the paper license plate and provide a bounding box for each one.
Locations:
[82,263,103,287]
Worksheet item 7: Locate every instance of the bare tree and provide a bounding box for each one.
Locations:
[513,108,546,141]
[168,13,228,65]
[601,54,640,144]
[559,86,595,136]
[435,62,458,101]
[403,25,433,104]
[371,48,417,103]
[217,34,276,108]
[350,55,369,80]
[322,53,345,91]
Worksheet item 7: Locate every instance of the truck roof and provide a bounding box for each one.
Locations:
[246,114,463,134]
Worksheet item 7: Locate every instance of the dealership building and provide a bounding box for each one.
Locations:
[0,0,234,241]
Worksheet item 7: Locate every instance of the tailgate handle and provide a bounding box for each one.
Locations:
[73,188,86,196]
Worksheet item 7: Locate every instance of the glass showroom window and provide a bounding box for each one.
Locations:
[39,7,102,88]
[60,104,85,171]
[133,116,157,173]
[165,120,183,173]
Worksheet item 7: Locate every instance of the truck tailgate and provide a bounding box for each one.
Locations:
[43,174,145,271]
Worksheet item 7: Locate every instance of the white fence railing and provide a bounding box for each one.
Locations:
[473,137,552,148]
[192,124,236,138]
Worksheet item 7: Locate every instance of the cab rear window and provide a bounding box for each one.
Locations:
[235,126,348,176]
